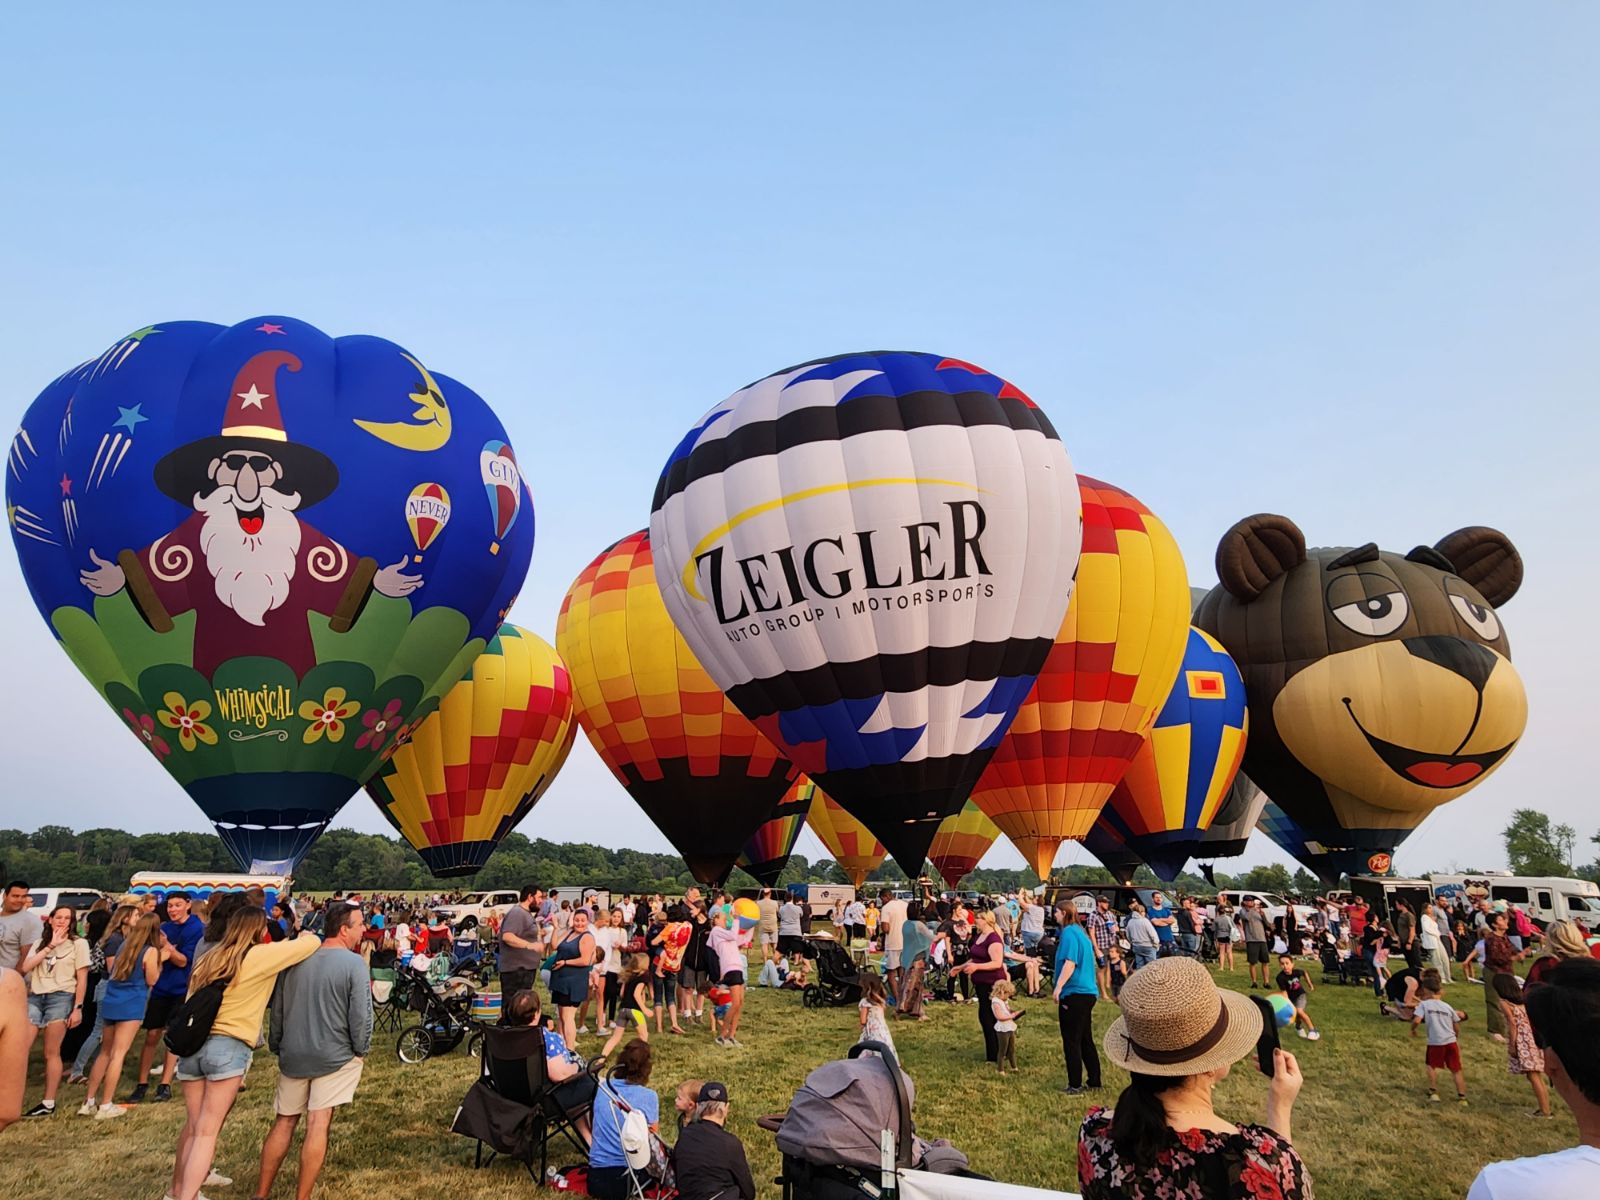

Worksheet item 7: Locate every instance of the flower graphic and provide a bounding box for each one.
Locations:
[122,707,171,760]
[379,718,419,762]
[356,698,404,751]
[298,687,361,745]
[157,692,217,752]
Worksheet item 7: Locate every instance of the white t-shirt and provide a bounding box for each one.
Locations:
[394,924,413,954]
[1467,1146,1600,1199]
[879,899,908,952]
[991,995,1016,1033]
[593,927,627,973]
[1414,997,1458,1046]
[1420,912,1441,951]
[1019,904,1045,936]
[844,901,866,925]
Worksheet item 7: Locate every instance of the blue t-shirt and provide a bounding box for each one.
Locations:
[1147,904,1175,944]
[154,914,205,997]
[590,1081,659,1169]
[1054,924,1100,998]
[370,912,386,929]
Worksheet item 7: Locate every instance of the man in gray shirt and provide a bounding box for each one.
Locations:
[1239,898,1271,989]
[254,902,373,1200]
[498,885,546,1006]
[0,883,43,974]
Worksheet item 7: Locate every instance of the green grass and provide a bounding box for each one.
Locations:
[5,960,1577,1199]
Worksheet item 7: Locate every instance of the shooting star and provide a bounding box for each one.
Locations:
[7,428,37,479]
[9,503,59,546]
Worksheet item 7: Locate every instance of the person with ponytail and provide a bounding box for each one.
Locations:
[1078,957,1311,1200]
[165,906,318,1200]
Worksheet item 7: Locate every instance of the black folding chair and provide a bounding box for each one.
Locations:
[451,1022,592,1181]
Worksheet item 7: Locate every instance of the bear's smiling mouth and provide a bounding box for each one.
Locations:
[1341,698,1513,788]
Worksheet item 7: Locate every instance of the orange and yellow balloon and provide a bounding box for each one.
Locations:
[926,800,1001,888]
[556,530,796,884]
[971,476,1191,879]
[803,780,887,889]
[366,624,577,878]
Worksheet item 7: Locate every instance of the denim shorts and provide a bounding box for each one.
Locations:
[176,1034,254,1082]
[27,990,74,1026]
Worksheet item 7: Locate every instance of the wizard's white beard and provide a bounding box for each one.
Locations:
[195,485,303,626]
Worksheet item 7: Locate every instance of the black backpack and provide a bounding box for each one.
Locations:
[163,976,233,1058]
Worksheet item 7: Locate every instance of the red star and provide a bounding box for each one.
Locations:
[59,473,73,496]
[256,323,286,335]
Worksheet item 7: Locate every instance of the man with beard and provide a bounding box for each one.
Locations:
[80,349,420,680]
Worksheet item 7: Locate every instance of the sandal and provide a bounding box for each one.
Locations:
[669,1026,684,1035]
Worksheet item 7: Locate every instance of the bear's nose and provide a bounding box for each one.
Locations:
[1402,636,1498,693]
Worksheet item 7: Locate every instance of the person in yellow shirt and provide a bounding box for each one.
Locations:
[166,908,318,1200]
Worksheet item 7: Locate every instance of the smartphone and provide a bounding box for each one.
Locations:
[1248,995,1280,1078]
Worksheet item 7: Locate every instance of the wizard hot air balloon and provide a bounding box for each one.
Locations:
[1195,515,1527,882]
[650,352,1080,874]
[803,781,887,890]
[926,800,1001,889]
[365,625,576,877]
[737,781,811,886]
[970,476,1191,879]
[1096,628,1248,881]
[556,530,796,884]
[6,319,532,870]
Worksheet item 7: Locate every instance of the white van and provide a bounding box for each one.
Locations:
[27,887,109,917]
[1431,873,1600,926]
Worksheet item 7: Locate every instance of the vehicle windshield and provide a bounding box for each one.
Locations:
[1566,894,1600,914]
[457,892,489,905]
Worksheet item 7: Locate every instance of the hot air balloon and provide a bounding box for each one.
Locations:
[405,482,451,561]
[6,318,532,871]
[926,800,1002,889]
[737,781,811,886]
[1196,515,1527,882]
[1255,798,1327,876]
[970,476,1191,879]
[1199,774,1268,863]
[650,352,1080,874]
[1095,628,1248,881]
[365,625,576,877]
[803,781,887,890]
[556,530,795,884]
[1082,817,1144,885]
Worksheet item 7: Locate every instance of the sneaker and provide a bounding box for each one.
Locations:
[23,1101,56,1118]
[66,1073,87,1086]
[95,1103,128,1120]
[205,1169,233,1187]
[576,1025,589,1035]
[1306,1030,1320,1041]
[714,1036,728,1048]
[1060,1086,1085,1096]
[1428,1091,1440,1103]
[125,1083,148,1104]
[152,1083,173,1103]
[728,1038,743,1048]
[1296,1028,1310,1039]
[77,1100,97,1116]
[1528,1110,1551,1119]
[1457,1095,1469,1106]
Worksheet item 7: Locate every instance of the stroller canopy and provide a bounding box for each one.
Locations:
[777,1043,915,1171]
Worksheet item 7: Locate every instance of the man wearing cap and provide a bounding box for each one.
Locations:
[79,347,422,679]
[672,1081,756,1200]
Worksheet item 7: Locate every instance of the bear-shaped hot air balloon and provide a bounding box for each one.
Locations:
[6,318,532,870]
[1195,515,1527,881]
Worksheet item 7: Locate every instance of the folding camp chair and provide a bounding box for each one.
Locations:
[451,1023,592,1181]
[370,967,403,1032]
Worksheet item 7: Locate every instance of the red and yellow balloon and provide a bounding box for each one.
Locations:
[926,800,1001,888]
[803,780,886,889]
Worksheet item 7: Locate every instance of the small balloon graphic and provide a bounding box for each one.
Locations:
[480,440,522,555]
[405,482,451,563]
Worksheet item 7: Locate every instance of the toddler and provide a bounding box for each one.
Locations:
[990,978,1023,1073]
[1493,973,1552,1118]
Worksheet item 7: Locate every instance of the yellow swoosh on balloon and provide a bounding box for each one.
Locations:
[353,353,452,451]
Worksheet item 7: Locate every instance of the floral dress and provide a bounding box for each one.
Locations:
[858,1000,897,1058]
[1078,1109,1312,1200]
[1506,1004,1544,1075]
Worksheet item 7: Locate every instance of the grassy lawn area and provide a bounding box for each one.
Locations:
[4,959,1577,1199]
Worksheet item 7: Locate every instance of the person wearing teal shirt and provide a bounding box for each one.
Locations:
[1052,906,1102,1094]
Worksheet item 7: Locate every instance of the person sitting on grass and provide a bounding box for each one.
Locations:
[1275,954,1320,1041]
[674,1081,756,1200]
[1410,974,1468,1105]
[1493,972,1553,1120]
[1468,958,1600,1197]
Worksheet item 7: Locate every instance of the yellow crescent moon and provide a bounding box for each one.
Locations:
[352,353,453,451]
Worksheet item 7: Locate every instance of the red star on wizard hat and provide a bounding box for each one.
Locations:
[153,350,340,508]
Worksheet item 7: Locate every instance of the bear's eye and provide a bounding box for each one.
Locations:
[1448,593,1500,640]
[1331,590,1409,636]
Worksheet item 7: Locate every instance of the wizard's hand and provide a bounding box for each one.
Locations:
[374,556,423,597]
[81,549,126,596]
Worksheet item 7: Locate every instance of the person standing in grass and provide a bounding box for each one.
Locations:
[600,953,655,1060]
[990,978,1023,1074]
[1125,902,1160,971]
[1410,974,1468,1105]
[1052,904,1101,1094]
[1086,895,1120,997]
[1493,973,1553,1119]
[1484,911,1519,1043]
[856,970,896,1059]
[1274,954,1320,1041]
[955,909,1008,1064]
[708,906,748,1048]
[1212,900,1236,973]
[19,904,89,1117]
[130,889,205,1105]
[1239,897,1271,988]
[895,904,932,1021]
[78,912,166,1120]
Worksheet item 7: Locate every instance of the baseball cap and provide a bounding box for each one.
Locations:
[698,1081,729,1103]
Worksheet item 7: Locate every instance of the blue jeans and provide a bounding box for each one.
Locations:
[1181,933,1201,955]
[1021,930,1042,954]
[1132,945,1158,969]
[72,979,109,1075]
[1364,950,1381,996]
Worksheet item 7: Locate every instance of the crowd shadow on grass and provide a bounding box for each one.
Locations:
[2,962,1577,1200]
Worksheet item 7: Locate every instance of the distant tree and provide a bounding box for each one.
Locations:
[1239,864,1294,894]
[1501,809,1569,876]
[1291,868,1323,896]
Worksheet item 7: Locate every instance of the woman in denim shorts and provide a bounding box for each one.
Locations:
[19,905,89,1117]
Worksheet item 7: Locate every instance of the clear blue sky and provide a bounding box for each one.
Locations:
[3,6,1596,877]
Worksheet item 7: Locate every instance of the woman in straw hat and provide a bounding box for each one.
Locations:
[1078,957,1310,1200]
[1527,920,1593,986]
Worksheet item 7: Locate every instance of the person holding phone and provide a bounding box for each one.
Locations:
[1078,957,1310,1200]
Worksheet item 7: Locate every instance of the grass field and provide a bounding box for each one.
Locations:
[2,959,1577,1199]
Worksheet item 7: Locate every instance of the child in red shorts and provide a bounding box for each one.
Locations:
[1411,974,1468,1104]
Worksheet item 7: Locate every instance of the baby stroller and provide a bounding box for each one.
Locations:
[396,963,484,1063]
[450,932,495,985]
[802,936,864,1009]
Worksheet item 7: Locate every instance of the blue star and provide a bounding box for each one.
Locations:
[112,404,148,433]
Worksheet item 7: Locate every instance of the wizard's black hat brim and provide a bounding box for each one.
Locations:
[153,436,340,509]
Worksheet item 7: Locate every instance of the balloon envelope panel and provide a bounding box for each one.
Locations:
[802,781,886,889]
[6,318,532,870]
[971,476,1190,879]
[555,530,795,884]
[737,782,811,886]
[365,625,576,877]
[926,800,1001,888]
[650,352,1081,873]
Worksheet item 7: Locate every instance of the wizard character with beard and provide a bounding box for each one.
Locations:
[78,350,422,679]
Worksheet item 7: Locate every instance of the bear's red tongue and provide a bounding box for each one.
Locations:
[1406,761,1482,787]
[237,512,264,535]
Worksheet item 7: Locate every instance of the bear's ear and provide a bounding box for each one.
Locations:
[1215,514,1307,601]
[1433,527,1523,607]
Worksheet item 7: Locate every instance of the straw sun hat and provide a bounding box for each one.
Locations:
[1103,957,1263,1077]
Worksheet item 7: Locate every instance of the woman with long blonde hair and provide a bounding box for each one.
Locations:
[68,904,143,1085]
[80,911,167,1118]
[166,906,318,1200]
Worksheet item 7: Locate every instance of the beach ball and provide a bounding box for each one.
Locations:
[1268,993,1295,1028]
[733,896,762,931]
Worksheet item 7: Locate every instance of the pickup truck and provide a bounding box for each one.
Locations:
[432,889,520,930]
[1210,889,1315,927]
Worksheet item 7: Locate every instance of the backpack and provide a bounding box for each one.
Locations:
[163,975,232,1058]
